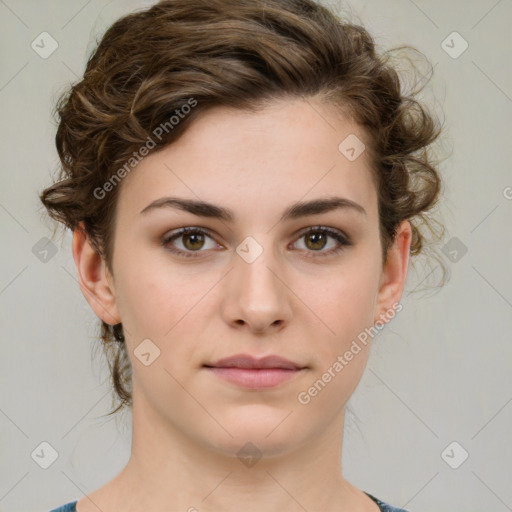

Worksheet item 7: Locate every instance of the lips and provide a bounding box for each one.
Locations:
[204,354,303,370]
[203,354,305,389]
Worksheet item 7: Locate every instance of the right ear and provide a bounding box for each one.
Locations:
[72,221,121,326]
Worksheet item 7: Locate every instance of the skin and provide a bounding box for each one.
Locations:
[73,97,411,512]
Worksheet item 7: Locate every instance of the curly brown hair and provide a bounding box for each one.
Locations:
[39,0,447,414]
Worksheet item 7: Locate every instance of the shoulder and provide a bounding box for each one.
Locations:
[47,501,77,512]
[365,492,410,512]
[48,495,407,512]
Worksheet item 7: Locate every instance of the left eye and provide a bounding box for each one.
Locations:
[162,226,351,258]
[293,227,350,256]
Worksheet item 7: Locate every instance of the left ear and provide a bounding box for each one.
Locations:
[374,220,412,324]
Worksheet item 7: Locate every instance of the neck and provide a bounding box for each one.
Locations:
[102,396,366,512]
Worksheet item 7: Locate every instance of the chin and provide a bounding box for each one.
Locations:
[201,408,309,459]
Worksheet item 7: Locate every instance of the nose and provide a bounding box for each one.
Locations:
[220,244,293,335]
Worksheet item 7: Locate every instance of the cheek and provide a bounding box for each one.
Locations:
[309,258,380,345]
[112,263,201,402]
[295,269,378,412]
[112,245,198,335]
[112,257,216,373]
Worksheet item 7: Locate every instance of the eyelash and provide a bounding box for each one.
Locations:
[161,226,352,259]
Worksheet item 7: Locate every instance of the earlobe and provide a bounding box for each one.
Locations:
[374,220,412,324]
[72,221,121,325]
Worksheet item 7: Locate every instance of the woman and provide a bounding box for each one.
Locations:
[40,0,445,510]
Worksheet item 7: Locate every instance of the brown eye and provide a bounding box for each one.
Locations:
[293,227,351,257]
[162,227,218,258]
[162,226,351,260]
[304,231,328,251]
[182,232,205,251]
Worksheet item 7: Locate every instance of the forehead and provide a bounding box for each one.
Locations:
[116,98,378,224]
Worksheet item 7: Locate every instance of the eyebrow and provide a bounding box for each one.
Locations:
[139,195,366,221]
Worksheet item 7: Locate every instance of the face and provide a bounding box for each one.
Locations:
[75,97,411,459]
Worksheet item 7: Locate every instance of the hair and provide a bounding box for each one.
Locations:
[40,0,448,414]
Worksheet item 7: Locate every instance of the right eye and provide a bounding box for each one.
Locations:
[161,227,221,258]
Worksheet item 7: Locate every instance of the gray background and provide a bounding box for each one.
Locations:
[1,0,511,511]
